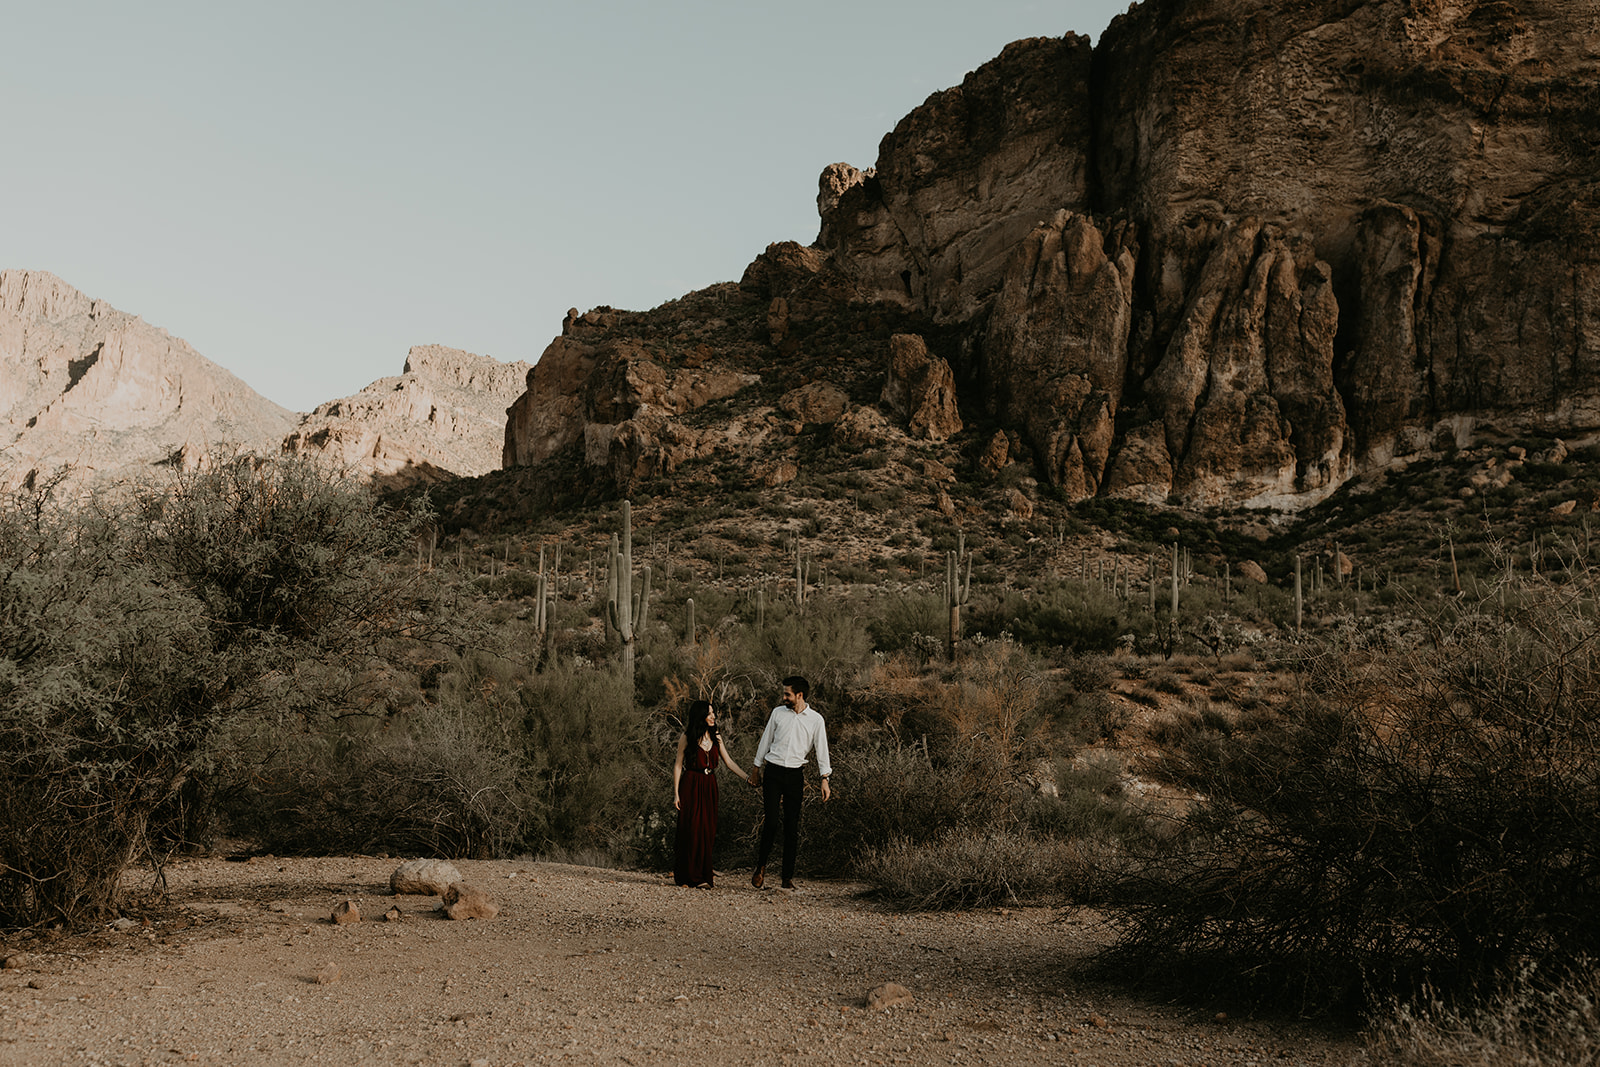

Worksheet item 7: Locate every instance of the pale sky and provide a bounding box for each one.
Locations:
[4,1,1131,412]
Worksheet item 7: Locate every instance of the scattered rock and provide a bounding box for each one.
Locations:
[1551,500,1577,516]
[757,460,799,487]
[441,883,499,921]
[1238,560,1269,584]
[390,858,464,896]
[1088,1012,1110,1029]
[777,382,849,425]
[979,431,1010,475]
[316,963,341,985]
[2,954,29,969]
[331,900,362,925]
[832,406,891,450]
[383,906,403,923]
[866,982,913,1011]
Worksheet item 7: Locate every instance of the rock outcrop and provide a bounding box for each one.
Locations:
[283,345,529,487]
[804,0,1600,509]
[0,270,296,490]
[502,306,762,492]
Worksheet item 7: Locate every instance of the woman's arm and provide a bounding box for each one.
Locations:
[672,734,687,810]
[718,737,751,783]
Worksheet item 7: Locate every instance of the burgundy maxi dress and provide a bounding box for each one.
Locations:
[674,740,720,886]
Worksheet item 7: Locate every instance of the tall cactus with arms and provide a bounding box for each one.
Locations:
[607,500,652,681]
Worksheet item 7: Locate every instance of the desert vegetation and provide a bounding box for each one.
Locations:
[5,441,1600,1062]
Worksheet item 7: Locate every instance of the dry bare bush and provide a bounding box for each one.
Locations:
[859,830,1095,909]
[1362,961,1600,1066]
[1110,577,1600,1009]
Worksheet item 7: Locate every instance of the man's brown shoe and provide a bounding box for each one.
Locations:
[751,866,765,889]
[781,879,795,889]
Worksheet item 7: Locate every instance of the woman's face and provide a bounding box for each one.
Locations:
[704,706,716,727]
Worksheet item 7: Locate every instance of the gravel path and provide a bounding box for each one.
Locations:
[0,856,1359,1066]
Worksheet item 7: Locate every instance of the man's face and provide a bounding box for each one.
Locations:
[781,684,798,708]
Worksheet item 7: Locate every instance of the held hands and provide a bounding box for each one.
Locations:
[749,765,763,789]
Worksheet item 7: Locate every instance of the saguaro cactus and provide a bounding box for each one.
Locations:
[946,530,972,662]
[607,500,652,680]
[531,544,553,669]
[1170,541,1180,617]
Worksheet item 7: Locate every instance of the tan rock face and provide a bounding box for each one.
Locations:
[282,344,529,487]
[0,270,296,489]
[502,319,759,494]
[816,35,1097,320]
[806,0,1600,509]
[881,334,961,442]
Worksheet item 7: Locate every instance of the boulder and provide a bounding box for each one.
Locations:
[390,858,464,896]
[867,982,914,1011]
[441,883,499,921]
[331,900,361,925]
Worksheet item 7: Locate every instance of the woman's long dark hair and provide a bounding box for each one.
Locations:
[684,699,717,750]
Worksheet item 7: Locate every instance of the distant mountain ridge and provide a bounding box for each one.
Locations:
[0,270,525,491]
[0,269,297,488]
[282,344,531,488]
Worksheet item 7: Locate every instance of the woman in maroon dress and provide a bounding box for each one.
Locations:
[673,700,751,888]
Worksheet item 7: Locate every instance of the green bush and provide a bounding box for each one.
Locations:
[865,592,945,653]
[970,581,1123,654]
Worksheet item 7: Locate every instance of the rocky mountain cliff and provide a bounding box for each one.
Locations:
[2,271,528,492]
[285,344,531,489]
[0,270,297,489]
[502,0,1600,512]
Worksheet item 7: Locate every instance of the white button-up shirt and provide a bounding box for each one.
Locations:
[753,703,830,777]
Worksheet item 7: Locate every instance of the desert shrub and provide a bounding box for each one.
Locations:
[865,592,945,654]
[859,830,1086,909]
[969,581,1122,653]
[736,599,875,707]
[519,663,648,855]
[0,493,223,925]
[1060,690,1133,743]
[0,457,433,927]
[1059,651,1113,695]
[1363,962,1600,1067]
[1107,579,1600,1010]
[797,741,1004,878]
[227,697,533,859]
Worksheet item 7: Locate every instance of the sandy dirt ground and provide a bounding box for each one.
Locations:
[0,856,1360,1066]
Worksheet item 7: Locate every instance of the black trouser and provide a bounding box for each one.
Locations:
[756,764,804,882]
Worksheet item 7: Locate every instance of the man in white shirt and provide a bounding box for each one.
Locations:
[749,675,831,890]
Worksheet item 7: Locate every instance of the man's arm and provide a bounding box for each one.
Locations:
[812,715,830,779]
[752,709,777,768]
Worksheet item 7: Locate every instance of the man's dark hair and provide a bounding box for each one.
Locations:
[782,675,809,698]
